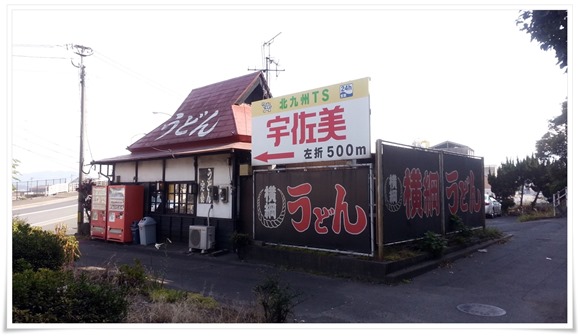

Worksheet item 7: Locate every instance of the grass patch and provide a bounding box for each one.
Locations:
[473,227,503,240]
[125,294,261,323]
[518,210,555,222]
[382,247,421,261]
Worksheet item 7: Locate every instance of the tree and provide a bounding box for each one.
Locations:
[488,158,520,211]
[536,100,567,196]
[519,155,551,210]
[516,10,568,71]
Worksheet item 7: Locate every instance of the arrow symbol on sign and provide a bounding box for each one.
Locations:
[254,151,295,163]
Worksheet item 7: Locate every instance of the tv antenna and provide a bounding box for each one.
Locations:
[248,32,285,86]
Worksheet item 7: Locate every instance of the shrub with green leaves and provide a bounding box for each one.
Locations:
[420,231,447,258]
[12,218,80,273]
[117,259,150,294]
[13,268,128,323]
[13,219,66,272]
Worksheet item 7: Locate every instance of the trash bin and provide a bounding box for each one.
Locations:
[138,217,157,246]
[131,221,140,245]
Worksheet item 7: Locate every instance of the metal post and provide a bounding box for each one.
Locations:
[375,139,383,260]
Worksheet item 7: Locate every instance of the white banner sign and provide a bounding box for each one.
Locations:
[251,77,371,166]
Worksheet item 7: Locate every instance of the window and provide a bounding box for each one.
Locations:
[149,182,164,213]
[166,182,196,214]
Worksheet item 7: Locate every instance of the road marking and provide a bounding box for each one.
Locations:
[33,214,78,227]
[12,196,78,211]
[16,204,77,217]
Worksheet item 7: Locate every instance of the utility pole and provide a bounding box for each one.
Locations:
[70,44,93,235]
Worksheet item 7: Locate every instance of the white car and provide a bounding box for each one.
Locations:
[485,194,502,218]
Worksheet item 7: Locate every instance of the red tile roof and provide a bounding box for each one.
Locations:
[127,71,269,153]
[92,72,270,165]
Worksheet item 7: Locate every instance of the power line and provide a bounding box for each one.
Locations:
[12,43,67,48]
[12,54,69,60]
[92,51,182,98]
[13,137,78,161]
[13,131,78,159]
[12,144,78,170]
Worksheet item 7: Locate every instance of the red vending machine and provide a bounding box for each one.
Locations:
[90,185,108,240]
[106,185,144,243]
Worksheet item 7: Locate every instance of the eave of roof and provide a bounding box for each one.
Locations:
[92,142,252,165]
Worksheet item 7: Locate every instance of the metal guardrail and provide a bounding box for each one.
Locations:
[553,187,567,217]
[12,178,71,199]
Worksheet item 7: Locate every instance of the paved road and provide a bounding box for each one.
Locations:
[74,215,570,325]
[12,192,79,235]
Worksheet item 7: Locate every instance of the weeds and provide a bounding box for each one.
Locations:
[518,210,555,222]
[382,246,421,261]
[253,274,303,323]
[474,227,503,240]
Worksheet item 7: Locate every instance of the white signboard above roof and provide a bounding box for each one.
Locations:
[251,77,371,166]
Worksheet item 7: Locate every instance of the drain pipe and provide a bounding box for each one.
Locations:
[207,203,213,226]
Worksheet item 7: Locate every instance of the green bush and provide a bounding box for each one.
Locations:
[12,268,128,323]
[12,219,66,272]
[419,231,447,258]
[117,259,151,294]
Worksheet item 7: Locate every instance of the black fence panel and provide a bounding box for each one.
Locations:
[381,144,443,243]
[254,166,373,255]
[441,153,485,231]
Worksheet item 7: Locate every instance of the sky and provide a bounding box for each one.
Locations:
[3,2,572,180]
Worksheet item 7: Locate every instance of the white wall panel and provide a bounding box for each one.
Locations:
[137,160,163,182]
[115,162,136,183]
[165,157,195,181]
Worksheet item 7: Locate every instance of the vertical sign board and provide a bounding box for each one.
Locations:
[441,153,485,231]
[381,144,442,244]
[251,78,371,166]
[254,166,373,255]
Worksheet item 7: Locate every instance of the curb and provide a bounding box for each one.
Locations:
[385,234,514,283]
[244,234,514,284]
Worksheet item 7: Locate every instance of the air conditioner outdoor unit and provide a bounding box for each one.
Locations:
[189,225,216,251]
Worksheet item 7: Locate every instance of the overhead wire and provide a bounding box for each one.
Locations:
[12,44,186,171]
[14,135,78,161]
[12,144,78,171]
[92,50,182,98]
[12,54,70,60]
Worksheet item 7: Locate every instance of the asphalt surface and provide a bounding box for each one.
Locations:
[73,215,570,326]
[12,193,569,326]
